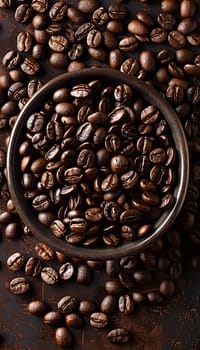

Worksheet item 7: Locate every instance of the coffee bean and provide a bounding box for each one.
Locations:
[132,292,146,304]
[177,17,197,35]
[140,50,156,73]
[157,12,176,30]
[43,311,63,326]
[79,300,96,316]
[55,327,73,348]
[65,313,83,329]
[17,31,33,52]
[48,35,68,52]
[15,4,33,23]
[10,277,30,294]
[4,222,20,239]
[7,252,26,271]
[41,266,59,284]
[27,300,48,316]
[107,328,130,344]
[90,312,108,329]
[105,280,124,295]
[21,57,40,75]
[2,50,21,70]
[57,296,78,314]
[147,292,164,304]
[49,52,69,68]
[133,271,152,283]
[77,265,92,284]
[160,280,175,297]
[118,295,134,315]
[25,257,42,276]
[49,1,67,21]
[35,242,54,260]
[128,19,149,36]
[0,0,12,8]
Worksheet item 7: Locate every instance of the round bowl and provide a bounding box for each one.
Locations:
[7,68,189,260]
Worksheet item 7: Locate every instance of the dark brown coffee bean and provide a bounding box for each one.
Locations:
[27,300,48,316]
[21,57,40,75]
[10,277,30,294]
[177,17,197,35]
[120,58,140,75]
[25,257,42,276]
[150,28,167,43]
[157,12,176,30]
[79,300,96,316]
[170,262,182,280]
[57,296,78,314]
[160,280,175,297]
[2,50,21,70]
[49,52,69,68]
[17,31,33,53]
[55,327,73,348]
[128,19,149,36]
[0,0,12,8]
[7,252,26,271]
[132,292,146,304]
[77,265,92,284]
[139,50,156,73]
[147,292,164,304]
[107,20,124,34]
[59,262,74,281]
[0,211,12,224]
[119,294,134,315]
[4,222,20,239]
[32,194,50,211]
[65,313,83,329]
[50,220,66,237]
[168,30,186,49]
[90,312,108,329]
[105,280,124,295]
[100,295,117,314]
[105,260,120,277]
[187,32,200,46]
[120,209,142,225]
[119,36,138,52]
[31,0,48,13]
[15,4,33,23]
[35,242,54,260]
[49,1,67,21]
[48,35,68,53]
[41,266,59,284]
[43,311,63,326]
[133,270,152,283]
[107,328,130,344]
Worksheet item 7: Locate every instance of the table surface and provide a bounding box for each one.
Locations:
[0,1,200,350]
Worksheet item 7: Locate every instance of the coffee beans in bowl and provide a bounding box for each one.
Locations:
[7,68,189,260]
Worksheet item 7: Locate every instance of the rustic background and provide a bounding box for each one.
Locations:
[0,1,200,349]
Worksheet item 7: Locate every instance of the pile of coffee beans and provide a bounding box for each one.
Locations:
[0,0,200,348]
[18,79,177,247]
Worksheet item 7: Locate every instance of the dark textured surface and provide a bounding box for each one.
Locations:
[0,1,200,350]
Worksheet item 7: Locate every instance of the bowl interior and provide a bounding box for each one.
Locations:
[7,68,189,260]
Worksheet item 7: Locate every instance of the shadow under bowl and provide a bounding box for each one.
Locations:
[7,68,189,260]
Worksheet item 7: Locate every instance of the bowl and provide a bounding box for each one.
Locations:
[7,68,189,260]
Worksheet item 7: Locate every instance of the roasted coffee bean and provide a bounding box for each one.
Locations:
[49,1,67,21]
[7,252,26,271]
[79,300,96,316]
[10,277,30,294]
[4,222,20,239]
[90,312,108,329]
[139,50,156,72]
[25,257,42,276]
[27,300,48,316]
[43,311,63,326]
[21,57,40,75]
[100,295,117,314]
[76,265,92,284]
[35,242,54,260]
[105,280,124,295]
[132,292,146,304]
[57,296,78,314]
[168,30,186,49]
[41,266,59,284]
[17,31,33,52]
[55,327,73,348]
[59,262,74,280]
[0,211,12,224]
[118,295,134,315]
[0,0,12,8]
[147,292,164,304]
[107,328,130,344]
[187,32,200,46]
[65,313,83,329]
[32,194,50,211]
[49,35,68,52]
[177,17,197,35]
[160,280,175,297]
[133,270,152,284]
[128,19,149,36]
[15,4,33,23]
[2,50,21,70]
